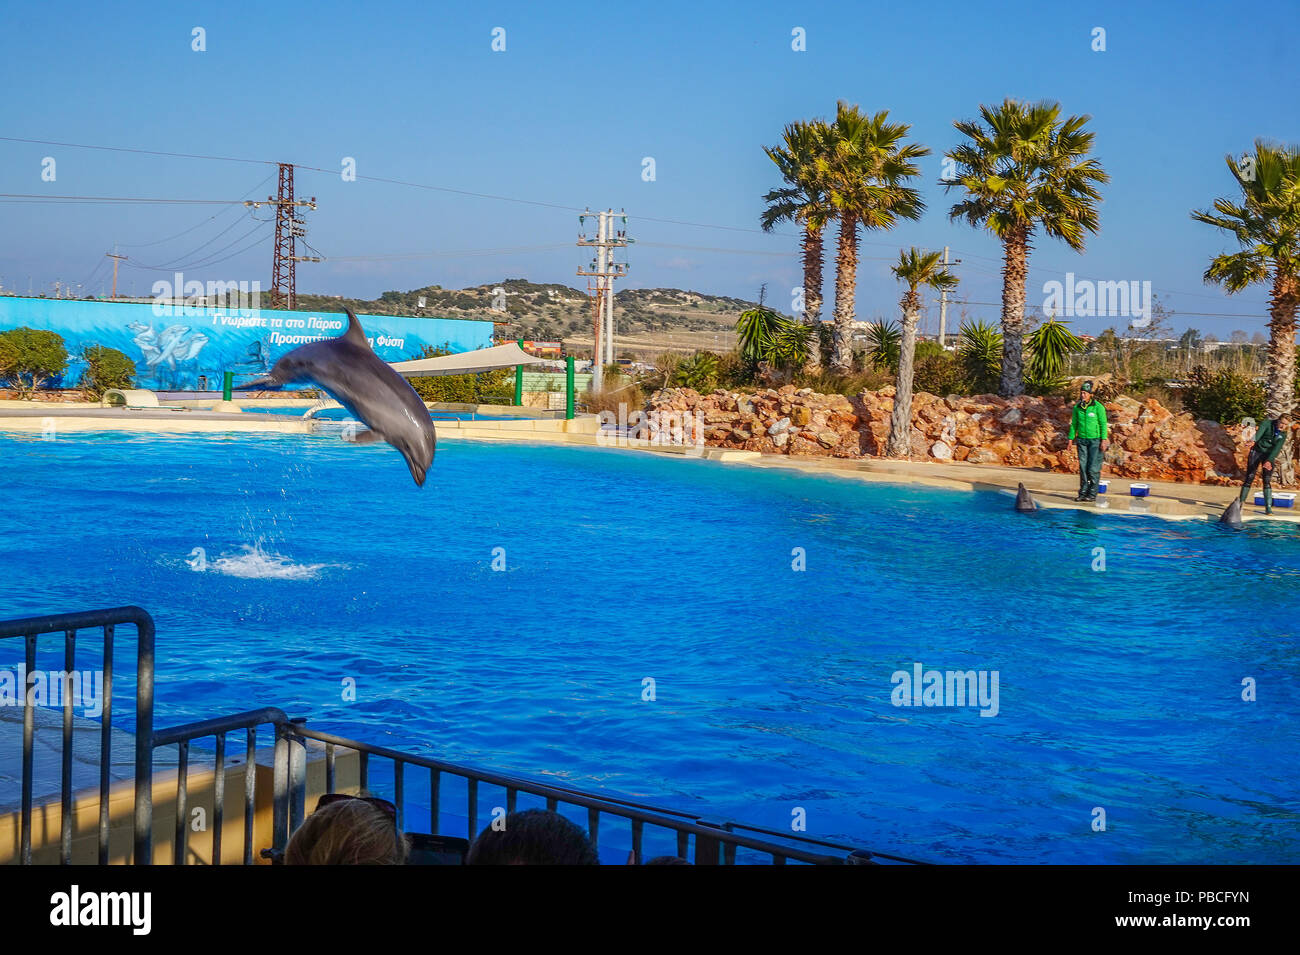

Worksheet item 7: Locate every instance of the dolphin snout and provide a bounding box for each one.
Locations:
[402,444,433,486]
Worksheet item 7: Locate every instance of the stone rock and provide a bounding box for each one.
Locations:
[644,385,1269,483]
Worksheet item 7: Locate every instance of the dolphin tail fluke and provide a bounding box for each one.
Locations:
[1219,498,1244,528]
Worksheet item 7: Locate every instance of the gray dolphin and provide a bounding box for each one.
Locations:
[236,307,436,486]
[1014,482,1037,512]
[1218,498,1244,528]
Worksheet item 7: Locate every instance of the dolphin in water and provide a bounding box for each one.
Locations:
[236,307,436,486]
[1014,482,1037,512]
[1219,498,1244,528]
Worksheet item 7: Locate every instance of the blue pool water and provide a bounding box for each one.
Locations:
[242,407,531,421]
[0,430,1297,863]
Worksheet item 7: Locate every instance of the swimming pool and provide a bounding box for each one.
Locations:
[1,430,1297,863]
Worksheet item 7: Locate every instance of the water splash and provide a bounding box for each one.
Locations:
[207,541,343,581]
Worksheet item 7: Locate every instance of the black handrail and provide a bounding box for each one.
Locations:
[0,605,155,865]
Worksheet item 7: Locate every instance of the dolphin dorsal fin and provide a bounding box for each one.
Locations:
[342,307,370,349]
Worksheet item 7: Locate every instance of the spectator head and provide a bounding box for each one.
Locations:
[466,809,599,865]
[285,795,407,865]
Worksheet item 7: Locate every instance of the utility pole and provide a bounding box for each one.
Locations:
[106,250,127,300]
[938,246,962,348]
[576,208,630,390]
[246,163,317,310]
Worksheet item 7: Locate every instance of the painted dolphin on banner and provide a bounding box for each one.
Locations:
[236,307,436,486]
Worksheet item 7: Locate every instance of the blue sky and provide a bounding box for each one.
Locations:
[1,0,1296,336]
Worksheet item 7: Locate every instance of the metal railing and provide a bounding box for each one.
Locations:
[0,605,154,865]
[4,606,925,866]
[150,707,291,866]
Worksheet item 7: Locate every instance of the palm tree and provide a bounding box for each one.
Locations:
[886,249,958,457]
[822,102,929,372]
[762,120,833,367]
[944,99,1108,397]
[1192,140,1300,431]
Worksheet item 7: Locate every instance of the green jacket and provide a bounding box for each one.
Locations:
[1068,398,1108,440]
[1253,419,1287,461]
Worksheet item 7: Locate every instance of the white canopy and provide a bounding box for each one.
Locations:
[389,342,546,377]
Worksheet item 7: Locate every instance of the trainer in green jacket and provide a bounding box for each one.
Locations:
[1068,381,1109,502]
[1238,415,1289,513]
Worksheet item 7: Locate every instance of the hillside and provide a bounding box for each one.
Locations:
[294,280,782,357]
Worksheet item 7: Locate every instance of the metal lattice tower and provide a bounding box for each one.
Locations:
[254,163,318,310]
[270,164,296,309]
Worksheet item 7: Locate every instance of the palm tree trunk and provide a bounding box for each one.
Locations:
[802,225,824,368]
[1266,272,1300,485]
[999,225,1030,397]
[887,298,919,457]
[831,212,859,372]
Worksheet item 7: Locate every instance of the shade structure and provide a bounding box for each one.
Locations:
[388,342,545,377]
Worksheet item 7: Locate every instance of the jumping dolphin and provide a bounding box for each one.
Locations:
[1014,482,1037,512]
[1219,498,1244,528]
[236,307,436,486]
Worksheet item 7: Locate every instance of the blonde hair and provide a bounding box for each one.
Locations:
[285,798,408,865]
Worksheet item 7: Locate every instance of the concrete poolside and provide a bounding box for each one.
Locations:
[0,398,1293,526]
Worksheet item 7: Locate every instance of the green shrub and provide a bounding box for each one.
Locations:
[0,326,68,399]
[78,345,135,399]
[957,321,1001,395]
[864,320,901,372]
[1025,319,1085,395]
[797,367,892,396]
[715,349,755,389]
[674,351,720,392]
[1181,365,1265,424]
[913,353,965,397]
[913,340,947,363]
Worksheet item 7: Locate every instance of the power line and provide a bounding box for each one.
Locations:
[0,136,274,167]
[124,221,270,272]
[0,193,251,204]
[135,212,260,271]
[948,299,1266,321]
[323,243,571,262]
[117,174,275,248]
